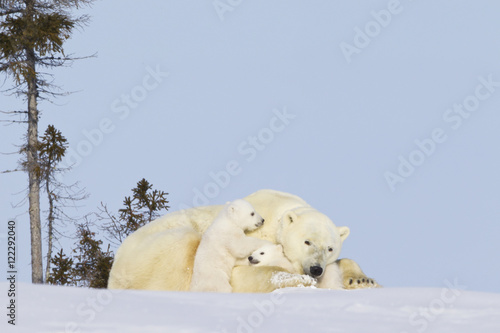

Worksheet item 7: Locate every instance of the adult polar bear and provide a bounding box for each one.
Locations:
[108,189,378,292]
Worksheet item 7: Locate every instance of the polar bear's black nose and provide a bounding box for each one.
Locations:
[310,266,323,277]
[248,256,253,261]
[261,218,265,224]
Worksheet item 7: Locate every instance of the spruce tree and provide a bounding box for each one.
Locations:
[72,223,114,288]
[48,178,169,288]
[46,248,74,286]
[72,224,102,287]
[99,179,170,245]
[89,245,113,289]
[37,125,86,281]
[1,0,94,284]
[38,124,66,281]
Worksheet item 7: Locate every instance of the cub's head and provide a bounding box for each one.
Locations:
[277,208,349,278]
[247,243,284,265]
[225,199,265,231]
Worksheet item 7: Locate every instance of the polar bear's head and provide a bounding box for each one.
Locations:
[247,243,284,265]
[277,208,349,278]
[225,199,265,231]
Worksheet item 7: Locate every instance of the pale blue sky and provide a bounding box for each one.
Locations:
[1,0,500,293]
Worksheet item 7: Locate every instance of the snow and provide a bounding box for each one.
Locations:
[3,282,500,333]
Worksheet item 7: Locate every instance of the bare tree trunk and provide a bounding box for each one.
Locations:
[45,177,54,282]
[26,0,43,284]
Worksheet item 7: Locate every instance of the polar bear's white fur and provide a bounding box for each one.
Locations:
[108,189,378,292]
[236,243,295,273]
[275,208,349,278]
[315,262,344,289]
[190,199,269,292]
[230,206,351,293]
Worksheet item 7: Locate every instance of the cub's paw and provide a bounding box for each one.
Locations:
[343,275,381,289]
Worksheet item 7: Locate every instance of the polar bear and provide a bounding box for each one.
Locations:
[233,244,379,291]
[230,206,349,293]
[273,207,347,277]
[232,243,318,293]
[190,199,269,292]
[108,189,379,292]
[236,243,295,273]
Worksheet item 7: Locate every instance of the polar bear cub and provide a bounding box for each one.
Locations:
[190,199,270,292]
[237,243,295,273]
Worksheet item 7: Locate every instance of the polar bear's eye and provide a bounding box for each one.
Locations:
[260,252,264,255]
[328,247,333,252]
[251,212,255,216]
[304,240,311,246]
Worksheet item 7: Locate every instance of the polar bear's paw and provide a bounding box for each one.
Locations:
[343,275,381,289]
[337,258,382,290]
[270,271,317,289]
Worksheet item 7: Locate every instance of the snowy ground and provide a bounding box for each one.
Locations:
[3,282,500,333]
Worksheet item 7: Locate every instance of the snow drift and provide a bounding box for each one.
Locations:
[3,282,500,333]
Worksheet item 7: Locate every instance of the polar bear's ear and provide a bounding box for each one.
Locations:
[283,210,298,224]
[338,226,350,242]
[276,244,284,252]
[227,202,237,215]
[225,201,236,217]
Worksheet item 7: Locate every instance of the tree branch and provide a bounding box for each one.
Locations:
[1,169,22,174]
[0,119,28,124]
